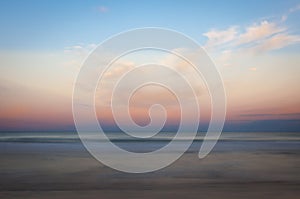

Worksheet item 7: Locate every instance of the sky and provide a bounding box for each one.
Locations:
[0,0,300,132]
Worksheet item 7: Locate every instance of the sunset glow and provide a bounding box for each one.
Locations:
[0,1,299,132]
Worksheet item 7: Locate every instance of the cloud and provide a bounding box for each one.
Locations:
[96,56,207,107]
[280,15,288,22]
[63,43,97,68]
[98,6,108,13]
[289,4,300,13]
[237,21,285,45]
[91,49,212,126]
[203,27,237,49]
[203,19,300,54]
[248,67,256,71]
[240,113,300,118]
[64,43,97,55]
[102,60,135,79]
[280,4,300,22]
[250,33,300,53]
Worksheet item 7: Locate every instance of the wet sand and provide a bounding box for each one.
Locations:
[1,139,299,199]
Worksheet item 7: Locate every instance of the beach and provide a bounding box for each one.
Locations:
[0,132,299,199]
[1,0,300,198]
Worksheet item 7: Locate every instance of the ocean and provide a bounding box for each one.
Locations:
[0,131,299,199]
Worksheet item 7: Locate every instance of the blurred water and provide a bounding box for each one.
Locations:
[0,132,299,153]
[0,132,299,199]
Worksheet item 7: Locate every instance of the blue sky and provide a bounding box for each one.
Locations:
[1,0,300,50]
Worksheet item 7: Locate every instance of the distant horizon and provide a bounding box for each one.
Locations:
[1,119,300,132]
